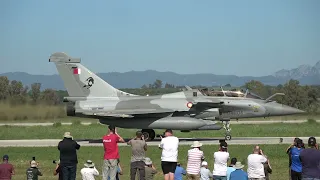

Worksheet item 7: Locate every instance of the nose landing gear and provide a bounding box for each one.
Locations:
[221,119,231,140]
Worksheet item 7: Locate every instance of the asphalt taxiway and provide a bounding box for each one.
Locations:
[0,137,319,147]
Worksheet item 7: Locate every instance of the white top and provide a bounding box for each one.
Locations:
[212,151,230,176]
[247,154,267,178]
[187,148,204,174]
[159,136,179,162]
[200,167,213,180]
[80,167,99,180]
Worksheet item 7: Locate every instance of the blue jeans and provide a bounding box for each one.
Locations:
[302,178,320,180]
[213,176,227,180]
[61,165,77,180]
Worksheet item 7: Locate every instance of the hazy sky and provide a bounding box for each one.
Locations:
[1,0,319,76]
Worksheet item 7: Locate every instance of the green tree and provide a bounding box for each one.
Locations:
[244,80,269,98]
[30,83,41,104]
[40,89,60,105]
[0,76,9,101]
[164,83,175,88]
[153,79,162,89]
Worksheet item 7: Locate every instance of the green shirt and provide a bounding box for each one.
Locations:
[145,166,157,180]
[26,167,42,180]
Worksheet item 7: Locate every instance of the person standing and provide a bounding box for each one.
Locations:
[229,162,248,180]
[0,155,15,180]
[200,161,213,180]
[58,132,80,180]
[299,137,320,180]
[227,158,237,180]
[289,138,303,180]
[127,131,147,180]
[186,141,204,180]
[247,146,267,180]
[212,142,230,180]
[26,160,43,180]
[102,125,125,180]
[80,160,99,180]
[159,129,179,180]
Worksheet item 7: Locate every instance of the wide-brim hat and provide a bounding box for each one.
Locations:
[191,141,202,148]
[64,132,73,139]
[144,157,153,165]
[84,160,95,168]
[234,162,244,169]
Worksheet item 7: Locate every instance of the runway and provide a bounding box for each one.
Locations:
[0,119,318,127]
[0,137,318,147]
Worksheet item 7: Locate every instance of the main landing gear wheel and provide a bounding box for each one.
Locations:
[222,119,232,141]
[141,129,156,141]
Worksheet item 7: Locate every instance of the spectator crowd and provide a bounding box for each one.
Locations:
[0,126,319,180]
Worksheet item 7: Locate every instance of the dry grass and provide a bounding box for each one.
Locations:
[0,103,66,121]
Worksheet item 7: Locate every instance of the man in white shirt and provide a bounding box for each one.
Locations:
[159,129,179,180]
[212,141,230,180]
[186,141,204,179]
[80,160,99,180]
[200,161,213,180]
[247,146,267,180]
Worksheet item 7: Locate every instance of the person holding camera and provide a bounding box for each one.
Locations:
[127,131,147,180]
[80,160,99,180]
[53,160,62,180]
[247,146,267,180]
[26,160,42,180]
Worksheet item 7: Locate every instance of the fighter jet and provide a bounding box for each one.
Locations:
[49,52,305,141]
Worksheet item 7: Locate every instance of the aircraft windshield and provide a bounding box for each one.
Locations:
[198,88,265,99]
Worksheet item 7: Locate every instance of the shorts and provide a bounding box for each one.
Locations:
[161,161,177,174]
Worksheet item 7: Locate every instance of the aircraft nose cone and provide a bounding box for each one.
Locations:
[282,106,305,115]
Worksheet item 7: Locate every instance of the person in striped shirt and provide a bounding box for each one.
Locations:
[186,141,205,180]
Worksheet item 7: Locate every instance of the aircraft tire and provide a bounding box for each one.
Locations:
[225,135,232,141]
[141,129,156,141]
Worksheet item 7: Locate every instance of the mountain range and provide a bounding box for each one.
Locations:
[1,61,320,90]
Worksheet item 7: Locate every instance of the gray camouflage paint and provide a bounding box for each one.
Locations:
[49,52,305,131]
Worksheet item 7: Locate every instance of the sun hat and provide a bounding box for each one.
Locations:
[234,162,244,169]
[144,157,153,165]
[30,160,37,168]
[191,141,202,148]
[84,160,95,168]
[64,132,73,139]
[202,161,208,166]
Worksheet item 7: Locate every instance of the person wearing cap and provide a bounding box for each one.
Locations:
[288,138,303,180]
[299,136,320,180]
[174,162,186,180]
[226,158,237,180]
[26,160,43,180]
[229,162,248,180]
[200,161,213,180]
[247,145,267,180]
[159,129,179,180]
[186,141,204,179]
[144,157,157,180]
[212,141,230,180]
[0,155,15,180]
[102,125,125,180]
[127,131,147,180]
[58,132,81,180]
[80,160,99,180]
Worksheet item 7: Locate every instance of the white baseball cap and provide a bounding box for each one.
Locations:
[202,161,208,166]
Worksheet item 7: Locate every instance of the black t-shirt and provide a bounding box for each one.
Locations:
[58,138,81,166]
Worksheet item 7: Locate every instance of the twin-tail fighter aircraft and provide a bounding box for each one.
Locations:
[49,52,305,141]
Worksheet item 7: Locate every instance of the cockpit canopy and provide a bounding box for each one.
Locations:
[198,88,265,100]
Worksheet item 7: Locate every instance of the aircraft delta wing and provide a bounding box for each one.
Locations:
[49,52,305,141]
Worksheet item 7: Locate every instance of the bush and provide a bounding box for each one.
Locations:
[0,103,66,121]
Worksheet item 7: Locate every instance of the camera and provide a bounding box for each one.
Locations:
[53,160,58,164]
[32,157,36,161]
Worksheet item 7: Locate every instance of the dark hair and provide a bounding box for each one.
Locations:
[296,139,303,148]
[230,158,237,165]
[165,129,173,133]
[136,131,143,138]
[308,137,317,147]
[220,142,228,151]
[108,125,115,131]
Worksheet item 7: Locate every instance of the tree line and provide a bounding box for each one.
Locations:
[0,76,319,121]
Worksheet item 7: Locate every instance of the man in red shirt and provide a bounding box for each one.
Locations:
[0,155,15,180]
[102,125,125,180]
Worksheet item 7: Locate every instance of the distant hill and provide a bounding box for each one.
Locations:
[1,61,320,90]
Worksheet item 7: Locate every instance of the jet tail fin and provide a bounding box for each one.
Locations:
[49,52,138,97]
[264,93,285,103]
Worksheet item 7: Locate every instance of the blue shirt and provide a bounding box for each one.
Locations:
[230,169,248,180]
[174,166,186,180]
[290,147,302,172]
[227,167,236,180]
